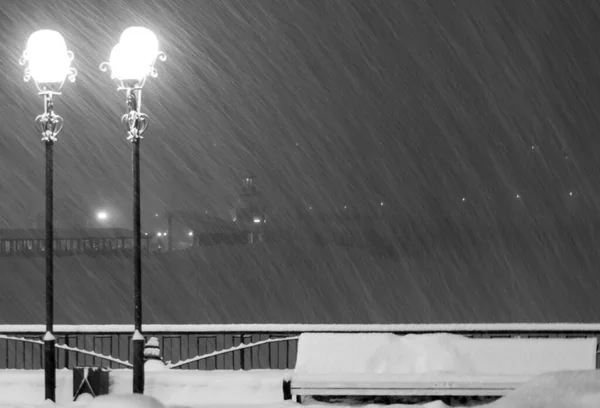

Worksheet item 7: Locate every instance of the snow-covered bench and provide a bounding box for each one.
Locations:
[282,332,598,403]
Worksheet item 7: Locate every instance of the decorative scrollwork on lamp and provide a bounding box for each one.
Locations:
[35,98,64,143]
[123,113,150,142]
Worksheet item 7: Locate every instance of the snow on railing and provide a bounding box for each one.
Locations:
[0,334,133,367]
[168,336,299,369]
[1,323,600,334]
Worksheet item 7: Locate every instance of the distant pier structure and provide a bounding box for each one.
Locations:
[164,210,240,251]
[231,176,267,244]
[0,228,152,256]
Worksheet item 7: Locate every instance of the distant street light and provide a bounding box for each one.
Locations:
[96,210,109,222]
[100,27,165,395]
[20,29,77,403]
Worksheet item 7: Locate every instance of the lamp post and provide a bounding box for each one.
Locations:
[19,30,77,402]
[100,27,165,394]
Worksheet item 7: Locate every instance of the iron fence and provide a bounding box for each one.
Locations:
[0,324,599,370]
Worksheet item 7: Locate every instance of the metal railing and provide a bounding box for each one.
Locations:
[1,324,599,370]
[0,237,153,256]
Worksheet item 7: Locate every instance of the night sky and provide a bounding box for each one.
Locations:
[1,0,600,228]
[2,1,600,325]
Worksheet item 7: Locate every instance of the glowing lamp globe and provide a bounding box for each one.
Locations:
[109,27,160,84]
[25,30,71,86]
[108,43,136,82]
[119,27,159,58]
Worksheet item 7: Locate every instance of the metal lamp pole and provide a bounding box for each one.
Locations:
[101,27,165,394]
[124,86,148,393]
[20,30,76,402]
[41,94,59,402]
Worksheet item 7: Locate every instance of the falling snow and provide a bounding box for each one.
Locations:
[0,1,600,324]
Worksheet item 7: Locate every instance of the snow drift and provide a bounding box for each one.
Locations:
[86,394,165,408]
[294,332,597,375]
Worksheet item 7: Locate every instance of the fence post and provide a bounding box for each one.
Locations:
[240,335,246,370]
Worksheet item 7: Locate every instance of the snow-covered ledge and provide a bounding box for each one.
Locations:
[0,323,600,334]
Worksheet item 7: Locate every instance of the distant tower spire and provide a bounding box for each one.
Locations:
[233,175,266,243]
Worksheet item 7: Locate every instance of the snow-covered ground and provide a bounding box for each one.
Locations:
[0,369,599,408]
[0,369,287,408]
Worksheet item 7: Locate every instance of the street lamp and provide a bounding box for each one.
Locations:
[19,29,77,403]
[96,210,111,227]
[100,27,165,394]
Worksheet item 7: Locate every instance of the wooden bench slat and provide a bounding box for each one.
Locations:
[292,373,532,385]
[292,373,530,392]
[292,387,513,397]
[289,374,531,398]
[292,380,526,390]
